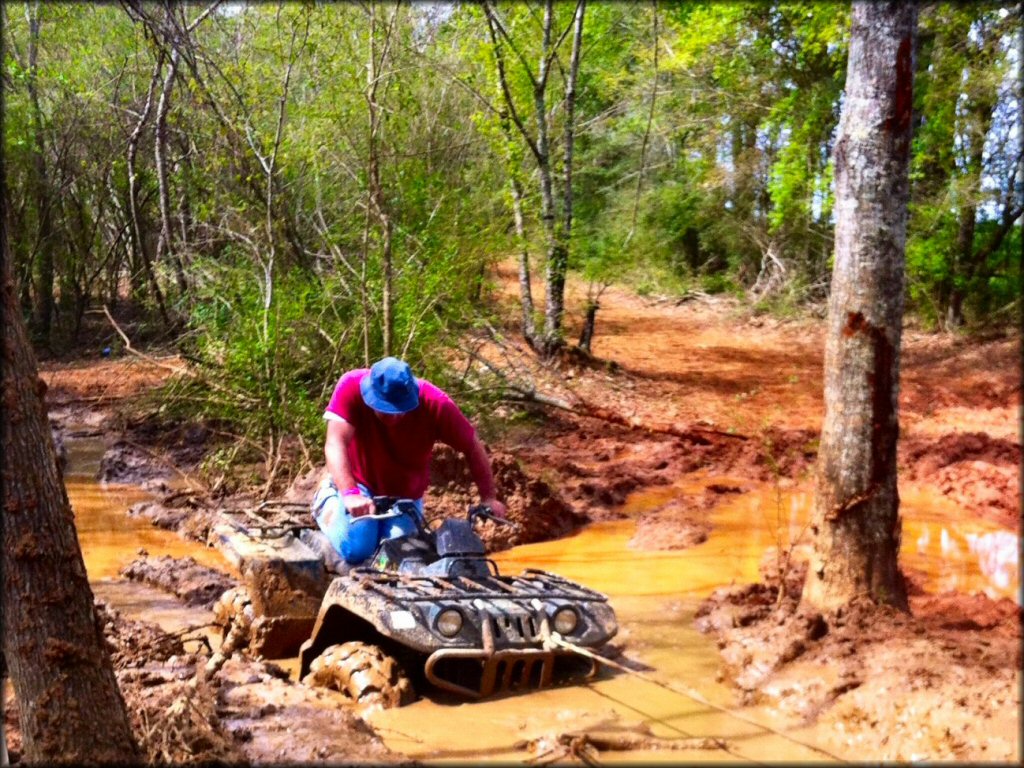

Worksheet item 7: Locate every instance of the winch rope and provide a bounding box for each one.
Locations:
[546,632,849,763]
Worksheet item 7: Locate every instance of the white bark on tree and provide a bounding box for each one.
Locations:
[802,0,918,611]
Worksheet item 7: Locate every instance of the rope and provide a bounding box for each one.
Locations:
[546,633,848,764]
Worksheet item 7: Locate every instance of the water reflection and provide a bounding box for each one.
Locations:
[965,531,1018,594]
[639,481,1020,604]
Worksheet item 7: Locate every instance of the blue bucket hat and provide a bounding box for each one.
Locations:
[360,357,420,414]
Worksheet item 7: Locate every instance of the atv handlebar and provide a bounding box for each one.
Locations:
[352,496,511,530]
[348,496,421,520]
[468,504,512,526]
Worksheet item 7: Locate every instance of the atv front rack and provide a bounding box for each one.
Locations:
[347,567,609,603]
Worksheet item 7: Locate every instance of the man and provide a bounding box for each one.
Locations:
[312,356,508,564]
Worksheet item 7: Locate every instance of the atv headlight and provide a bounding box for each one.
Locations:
[436,608,464,637]
[553,607,578,635]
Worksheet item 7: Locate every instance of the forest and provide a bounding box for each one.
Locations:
[1,1,1021,764]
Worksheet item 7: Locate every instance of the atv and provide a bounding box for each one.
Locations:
[209,496,618,707]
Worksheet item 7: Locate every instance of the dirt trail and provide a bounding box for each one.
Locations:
[24,264,1021,763]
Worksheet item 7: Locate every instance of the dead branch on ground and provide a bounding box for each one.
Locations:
[461,326,747,442]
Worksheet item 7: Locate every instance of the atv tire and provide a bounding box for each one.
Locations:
[302,641,414,708]
[213,586,255,656]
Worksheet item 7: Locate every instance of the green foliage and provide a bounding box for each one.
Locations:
[166,262,351,461]
[905,2,1021,328]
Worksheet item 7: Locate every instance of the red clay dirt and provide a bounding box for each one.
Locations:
[25,263,1021,763]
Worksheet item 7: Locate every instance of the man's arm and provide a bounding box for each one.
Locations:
[324,420,373,516]
[464,434,508,518]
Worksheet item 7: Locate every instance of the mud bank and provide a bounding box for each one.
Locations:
[695,575,1021,761]
[121,555,238,608]
[3,602,401,765]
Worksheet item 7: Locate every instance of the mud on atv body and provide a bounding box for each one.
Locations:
[210,498,618,700]
[208,501,331,658]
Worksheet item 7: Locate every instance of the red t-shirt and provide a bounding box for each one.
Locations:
[324,369,477,499]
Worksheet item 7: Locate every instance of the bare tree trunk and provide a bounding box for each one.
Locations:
[548,0,586,349]
[366,1,397,357]
[483,0,585,355]
[535,0,560,352]
[485,8,536,344]
[802,1,917,612]
[126,54,172,326]
[1,148,141,767]
[577,298,598,353]
[155,47,188,297]
[512,178,537,342]
[26,1,55,348]
[946,197,976,330]
[945,91,997,330]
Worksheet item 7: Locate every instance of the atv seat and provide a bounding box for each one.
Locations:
[298,528,353,576]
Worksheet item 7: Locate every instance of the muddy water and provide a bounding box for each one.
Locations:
[369,476,1019,763]
[369,486,821,764]
[697,481,1020,603]
[62,436,1018,764]
[66,437,233,638]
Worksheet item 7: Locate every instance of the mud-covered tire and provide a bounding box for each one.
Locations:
[212,586,255,655]
[302,641,414,708]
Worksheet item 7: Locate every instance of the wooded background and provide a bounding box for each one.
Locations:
[3,1,1020,479]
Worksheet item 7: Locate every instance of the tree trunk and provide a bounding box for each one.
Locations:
[482,0,584,356]
[366,1,396,358]
[577,298,598,353]
[544,0,586,353]
[485,8,537,345]
[802,1,917,612]
[535,1,560,353]
[155,47,188,297]
[1,153,141,766]
[512,177,537,344]
[945,202,975,330]
[126,55,172,327]
[538,0,586,354]
[945,91,995,330]
[26,1,55,349]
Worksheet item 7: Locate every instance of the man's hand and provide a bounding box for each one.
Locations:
[482,498,508,519]
[343,492,374,518]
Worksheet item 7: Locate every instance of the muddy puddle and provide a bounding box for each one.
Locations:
[63,436,1019,764]
[66,436,233,648]
[368,476,1019,763]
[369,532,838,763]
[689,479,1020,603]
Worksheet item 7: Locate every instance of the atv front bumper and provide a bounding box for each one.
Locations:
[424,614,597,698]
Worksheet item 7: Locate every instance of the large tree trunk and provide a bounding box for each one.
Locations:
[802,1,917,612]
[1,151,141,765]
